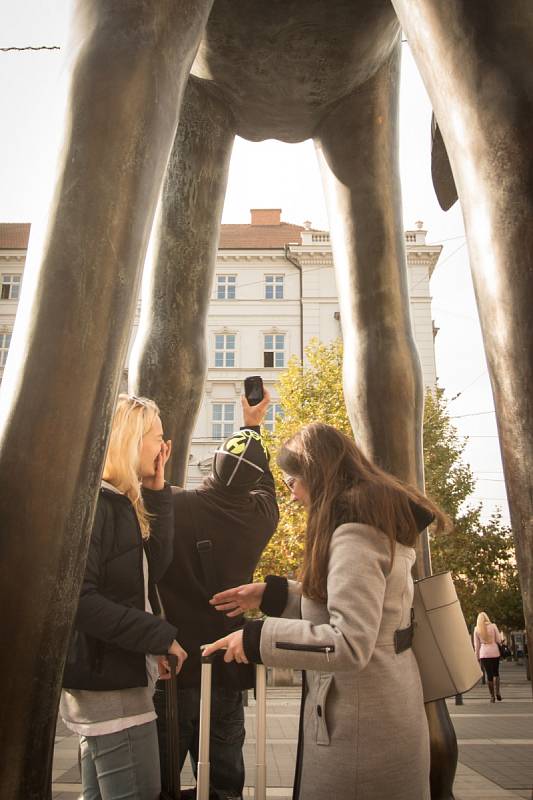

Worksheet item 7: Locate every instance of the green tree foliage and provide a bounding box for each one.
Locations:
[424,389,524,631]
[259,339,350,579]
[258,339,524,633]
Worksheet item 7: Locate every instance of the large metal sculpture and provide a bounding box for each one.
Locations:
[0,2,531,798]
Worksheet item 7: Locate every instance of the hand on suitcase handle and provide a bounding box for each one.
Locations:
[209,582,266,617]
[202,630,248,663]
[158,639,188,679]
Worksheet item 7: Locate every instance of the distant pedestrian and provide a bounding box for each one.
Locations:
[473,612,503,702]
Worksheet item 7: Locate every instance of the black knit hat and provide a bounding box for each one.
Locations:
[212,429,269,490]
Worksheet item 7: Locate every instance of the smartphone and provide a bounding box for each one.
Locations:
[244,375,264,406]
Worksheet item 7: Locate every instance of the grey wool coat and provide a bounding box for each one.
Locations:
[259,523,430,800]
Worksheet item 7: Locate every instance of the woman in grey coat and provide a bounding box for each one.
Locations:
[204,423,448,800]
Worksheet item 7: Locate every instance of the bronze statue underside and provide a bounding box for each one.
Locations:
[0,1,531,797]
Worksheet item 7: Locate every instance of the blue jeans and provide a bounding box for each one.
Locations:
[79,720,161,800]
[155,684,245,799]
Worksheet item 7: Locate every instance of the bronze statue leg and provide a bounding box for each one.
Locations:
[129,77,235,486]
[315,46,458,800]
[392,0,533,695]
[314,46,425,503]
[0,3,213,797]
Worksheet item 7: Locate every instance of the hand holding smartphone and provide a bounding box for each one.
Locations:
[244,375,264,406]
[242,378,270,427]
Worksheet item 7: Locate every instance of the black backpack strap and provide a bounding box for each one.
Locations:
[185,491,235,637]
[196,538,219,600]
[184,491,219,600]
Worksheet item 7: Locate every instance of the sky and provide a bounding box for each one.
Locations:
[0,3,509,524]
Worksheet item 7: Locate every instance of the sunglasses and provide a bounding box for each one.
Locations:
[282,475,297,492]
[129,394,149,409]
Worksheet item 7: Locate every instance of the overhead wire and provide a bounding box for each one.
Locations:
[2,40,411,54]
[0,45,60,51]
[451,410,495,419]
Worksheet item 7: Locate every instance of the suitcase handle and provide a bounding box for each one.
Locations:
[163,653,181,800]
[167,652,178,670]
[196,648,267,800]
[197,652,214,800]
[255,663,267,800]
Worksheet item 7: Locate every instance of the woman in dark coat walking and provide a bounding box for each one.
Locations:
[204,423,448,800]
[61,394,187,800]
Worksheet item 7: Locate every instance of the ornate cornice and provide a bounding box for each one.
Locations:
[216,251,333,265]
[218,253,285,263]
[0,255,25,264]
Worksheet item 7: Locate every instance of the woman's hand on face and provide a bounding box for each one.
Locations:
[202,630,247,663]
[158,639,187,679]
[142,440,172,490]
[209,582,266,617]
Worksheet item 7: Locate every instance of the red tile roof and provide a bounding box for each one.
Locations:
[0,217,325,251]
[218,222,311,249]
[0,223,31,249]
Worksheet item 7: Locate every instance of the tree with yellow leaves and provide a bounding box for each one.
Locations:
[257,339,523,633]
[258,338,349,579]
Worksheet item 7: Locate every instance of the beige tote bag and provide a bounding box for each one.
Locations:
[412,570,482,703]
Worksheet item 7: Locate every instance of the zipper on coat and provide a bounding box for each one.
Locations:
[275,642,335,663]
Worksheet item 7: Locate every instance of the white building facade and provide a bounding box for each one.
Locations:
[0,211,442,485]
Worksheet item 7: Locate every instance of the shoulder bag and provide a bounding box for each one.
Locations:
[411,570,482,703]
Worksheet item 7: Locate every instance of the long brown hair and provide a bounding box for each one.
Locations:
[277,423,449,603]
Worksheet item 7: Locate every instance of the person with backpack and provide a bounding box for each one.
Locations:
[155,391,279,800]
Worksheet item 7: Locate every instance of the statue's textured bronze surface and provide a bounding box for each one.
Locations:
[392,0,533,709]
[0,4,215,797]
[0,1,531,797]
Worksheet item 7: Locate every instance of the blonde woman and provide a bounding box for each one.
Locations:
[61,395,187,800]
[473,612,503,702]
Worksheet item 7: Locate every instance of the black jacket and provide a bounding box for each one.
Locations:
[159,429,279,689]
[63,484,177,691]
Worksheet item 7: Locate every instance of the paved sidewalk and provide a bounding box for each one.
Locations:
[52,660,532,799]
[446,660,532,799]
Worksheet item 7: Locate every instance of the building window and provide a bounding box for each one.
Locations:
[265,275,284,299]
[1,274,21,300]
[216,275,236,300]
[214,334,236,367]
[212,403,235,439]
[0,332,12,367]
[264,334,285,368]
[264,403,284,432]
